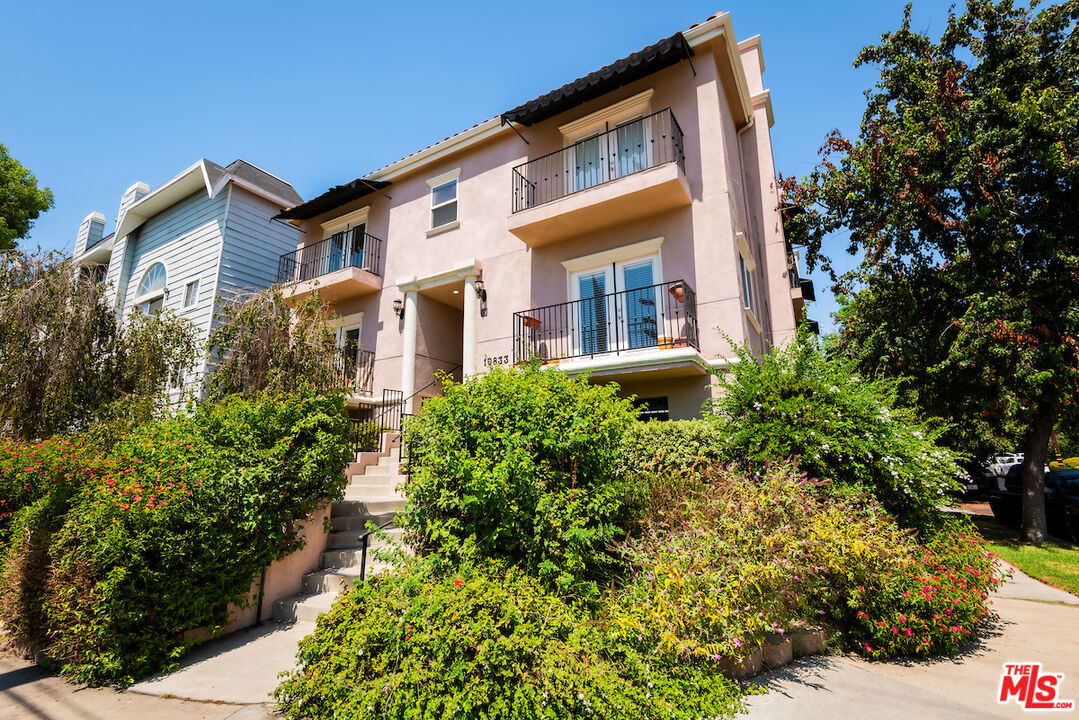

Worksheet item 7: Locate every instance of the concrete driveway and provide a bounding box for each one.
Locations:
[740,564,1079,719]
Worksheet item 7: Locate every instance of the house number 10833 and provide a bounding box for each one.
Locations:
[483,355,511,367]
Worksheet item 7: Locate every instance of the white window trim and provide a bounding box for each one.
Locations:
[182,278,200,309]
[559,89,655,143]
[563,238,665,307]
[561,237,665,274]
[426,168,461,232]
[425,168,462,189]
[321,206,370,239]
[330,311,365,332]
[133,261,168,307]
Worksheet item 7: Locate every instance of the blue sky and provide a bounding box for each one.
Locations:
[2,0,957,332]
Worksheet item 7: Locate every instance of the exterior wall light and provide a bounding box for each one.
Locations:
[475,278,488,317]
[393,297,405,318]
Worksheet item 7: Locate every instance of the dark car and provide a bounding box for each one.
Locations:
[988,465,1079,543]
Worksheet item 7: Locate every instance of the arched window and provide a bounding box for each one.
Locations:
[136,262,167,315]
[138,263,166,297]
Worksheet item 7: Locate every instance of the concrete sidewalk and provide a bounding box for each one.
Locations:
[129,621,313,704]
[740,564,1079,719]
[0,654,274,720]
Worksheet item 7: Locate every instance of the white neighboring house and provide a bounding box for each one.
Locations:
[72,158,304,396]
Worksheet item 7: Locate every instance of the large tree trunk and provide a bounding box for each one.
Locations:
[1020,404,1058,543]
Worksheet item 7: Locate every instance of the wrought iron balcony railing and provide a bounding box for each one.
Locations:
[277,228,383,284]
[513,279,698,363]
[511,108,686,213]
[329,346,375,396]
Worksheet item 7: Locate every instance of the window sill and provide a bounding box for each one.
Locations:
[745,306,763,334]
[426,220,460,237]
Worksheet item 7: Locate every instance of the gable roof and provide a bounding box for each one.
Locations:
[113,158,302,240]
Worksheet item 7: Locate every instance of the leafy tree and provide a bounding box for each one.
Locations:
[0,250,197,440]
[781,0,1079,541]
[205,286,340,398]
[0,144,54,250]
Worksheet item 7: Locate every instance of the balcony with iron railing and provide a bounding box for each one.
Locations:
[788,247,815,317]
[513,280,700,372]
[278,228,383,301]
[327,346,375,398]
[508,108,692,246]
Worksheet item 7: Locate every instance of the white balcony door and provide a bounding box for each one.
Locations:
[614,115,649,178]
[573,268,614,356]
[571,256,658,355]
[617,259,658,349]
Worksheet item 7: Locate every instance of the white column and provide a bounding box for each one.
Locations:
[462,276,478,377]
[400,290,419,410]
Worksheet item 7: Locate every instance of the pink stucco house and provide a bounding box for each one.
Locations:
[275,11,813,421]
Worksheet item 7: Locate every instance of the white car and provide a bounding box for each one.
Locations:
[984,453,1025,492]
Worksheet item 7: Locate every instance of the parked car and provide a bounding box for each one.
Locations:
[988,464,1079,543]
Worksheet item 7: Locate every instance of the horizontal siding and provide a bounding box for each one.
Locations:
[215,187,300,318]
[119,190,227,349]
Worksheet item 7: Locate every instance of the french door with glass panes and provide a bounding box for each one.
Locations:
[571,257,658,356]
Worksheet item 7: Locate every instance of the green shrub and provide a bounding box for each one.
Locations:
[619,419,726,477]
[274,558,744,720]
[401,367,638,596]
[708,332,963,517]
[610,464,1002,662]
[0,391,352,685]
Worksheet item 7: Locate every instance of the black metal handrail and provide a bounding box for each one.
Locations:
[277,228,383,284]
[330,346,374,395]
[358,518,397,583]
[349,389,404,455]
[511,107,686,213]
[788,249,802,288]
[513,279,698,364]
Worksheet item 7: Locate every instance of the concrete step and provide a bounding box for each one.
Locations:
[361,464,399,476]
[347,475,401,487]
[321,547,363,569]
[345,483,404,496]
[329,511,398,531]
[301,563,393,594]
[326,526,406,549]
[331,498,406,517]
[272,592,337,623]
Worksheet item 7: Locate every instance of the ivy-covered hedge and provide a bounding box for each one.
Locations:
[0,391,351,685]
[619,419,727,477]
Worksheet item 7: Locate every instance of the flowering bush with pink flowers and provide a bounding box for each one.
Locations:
[0,391,352,685]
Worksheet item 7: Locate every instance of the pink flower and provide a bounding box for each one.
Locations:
[453,579,463,589]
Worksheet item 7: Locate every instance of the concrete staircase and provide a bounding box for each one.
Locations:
[272,442,408,623]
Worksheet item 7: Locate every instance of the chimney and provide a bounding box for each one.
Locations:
[117,181,150,221]
[74,212,106,257]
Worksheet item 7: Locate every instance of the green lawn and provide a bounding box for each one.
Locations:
[966,510,1079,596]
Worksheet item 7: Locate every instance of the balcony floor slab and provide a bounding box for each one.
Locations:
[508,162,691,247]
